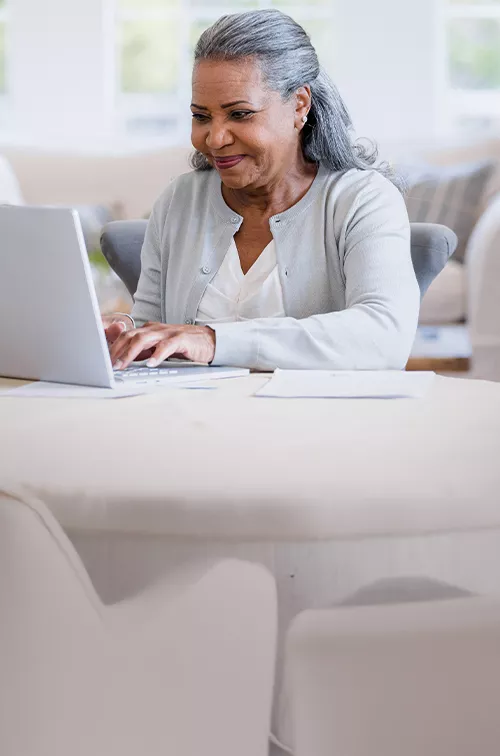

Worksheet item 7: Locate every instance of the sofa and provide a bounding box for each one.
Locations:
[2,137,499,378]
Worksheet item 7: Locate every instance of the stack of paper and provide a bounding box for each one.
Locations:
[255,370,435,399]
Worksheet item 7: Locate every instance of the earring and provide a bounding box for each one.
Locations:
[302,115,308,123]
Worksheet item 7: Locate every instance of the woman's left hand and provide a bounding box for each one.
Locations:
[109,322,216,370]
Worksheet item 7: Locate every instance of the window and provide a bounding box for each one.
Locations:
[445,0,500,136]
[115,0,336,142]
[0,0,7,94]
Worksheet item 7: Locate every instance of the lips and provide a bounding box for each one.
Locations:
[213,155,245,170]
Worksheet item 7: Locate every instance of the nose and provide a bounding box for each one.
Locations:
[205,118,234,151]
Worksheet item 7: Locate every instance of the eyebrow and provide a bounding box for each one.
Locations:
[190,100,252,110]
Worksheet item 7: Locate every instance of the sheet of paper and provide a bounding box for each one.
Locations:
[0,375,235,398]
[255,370,435,399]
[2,381,146,399]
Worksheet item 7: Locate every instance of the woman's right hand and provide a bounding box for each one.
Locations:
[102,314,134,347]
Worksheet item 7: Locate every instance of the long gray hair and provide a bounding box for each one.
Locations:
[191,9,398,187]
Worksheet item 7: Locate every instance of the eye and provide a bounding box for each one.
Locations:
[230,110,254,120]
[192,113,209,123]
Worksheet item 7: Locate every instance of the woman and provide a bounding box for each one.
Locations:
[107,9,419,372]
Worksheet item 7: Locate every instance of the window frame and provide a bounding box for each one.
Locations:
[113,0,337,143]
[0,0,10,131]
[0,0,8,92]
[443,0,500,135]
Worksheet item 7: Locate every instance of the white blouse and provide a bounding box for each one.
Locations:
[195,238,286,325]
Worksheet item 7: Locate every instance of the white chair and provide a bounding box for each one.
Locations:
[0,489,277,756]
[287,579,500,756]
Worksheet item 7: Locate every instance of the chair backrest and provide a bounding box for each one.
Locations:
[101,220,457,300]
[287,593,500,756]
[0,490,276,756]
[101,219,148,297]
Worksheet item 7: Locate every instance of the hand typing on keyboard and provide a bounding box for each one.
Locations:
[109,322,216,371]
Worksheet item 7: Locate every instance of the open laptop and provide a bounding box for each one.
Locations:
[0,206,248,388]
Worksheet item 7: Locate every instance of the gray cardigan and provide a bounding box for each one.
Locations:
[131,164,420,370]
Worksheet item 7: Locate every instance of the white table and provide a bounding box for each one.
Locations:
[1,373,500,540]
[2,373,500,750]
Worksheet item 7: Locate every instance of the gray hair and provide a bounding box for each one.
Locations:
[191,9,399,189]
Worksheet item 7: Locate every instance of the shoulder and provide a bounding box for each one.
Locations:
[322,168,409,236]
[324,167,406,214]
[151,169,216,221]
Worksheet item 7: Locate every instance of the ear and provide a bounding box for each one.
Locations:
[294,85,312,131]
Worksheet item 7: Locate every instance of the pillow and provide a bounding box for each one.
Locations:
[482,160,500,211]
[404,160,495,264]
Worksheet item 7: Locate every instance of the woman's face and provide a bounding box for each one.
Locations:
[191,58,309,190]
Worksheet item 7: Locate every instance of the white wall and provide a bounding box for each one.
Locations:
[8,0,114,147]
[1,0,444,152]
[333,0,442,148]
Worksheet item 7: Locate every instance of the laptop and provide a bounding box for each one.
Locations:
[0,206,248,388]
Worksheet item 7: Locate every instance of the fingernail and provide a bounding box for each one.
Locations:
[114,360,123,370]
[146,358,157,367]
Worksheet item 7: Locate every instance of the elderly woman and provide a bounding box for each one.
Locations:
[107,9,419,372]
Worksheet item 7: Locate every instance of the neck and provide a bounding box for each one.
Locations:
[222,155,318,217]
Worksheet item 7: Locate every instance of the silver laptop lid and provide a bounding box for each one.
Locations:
[0,205,115,387]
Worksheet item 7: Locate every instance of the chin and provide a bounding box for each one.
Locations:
[219,173,253,189]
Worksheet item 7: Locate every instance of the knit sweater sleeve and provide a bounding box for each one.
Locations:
[131,184,174,327]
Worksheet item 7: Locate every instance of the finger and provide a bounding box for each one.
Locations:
[105,321,126,346]
[135,348,155,362]
[109,327,151,363]
[145,338,182,367]
[112,330,165,369]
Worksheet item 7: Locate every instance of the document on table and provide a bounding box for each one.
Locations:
[0,381,147,399]
[255,370,435,399]
[0,380,224,399]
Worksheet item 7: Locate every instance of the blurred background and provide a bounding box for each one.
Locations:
[0,0,499,149]
[0,0,499,376]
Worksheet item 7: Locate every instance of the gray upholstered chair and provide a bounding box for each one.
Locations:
[101,220,457,300]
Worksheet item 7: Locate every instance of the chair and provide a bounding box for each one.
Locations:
[0,489,277,756]
[287,580,500,756]
[101,220,457,300]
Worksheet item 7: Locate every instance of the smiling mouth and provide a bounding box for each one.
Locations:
[213,155,245,170]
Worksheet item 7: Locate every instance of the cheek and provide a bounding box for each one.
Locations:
[239,123,282,156]
[249,123,295,164]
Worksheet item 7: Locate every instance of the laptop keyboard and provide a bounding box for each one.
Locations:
[114,366,185,383]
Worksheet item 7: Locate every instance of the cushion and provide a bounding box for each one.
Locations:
[418,259,466,324]
[404,160,496,264]
[483,160,500,211]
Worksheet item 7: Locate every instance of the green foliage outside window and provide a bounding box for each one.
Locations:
[449,19,500,89]
[120,20,179,93]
